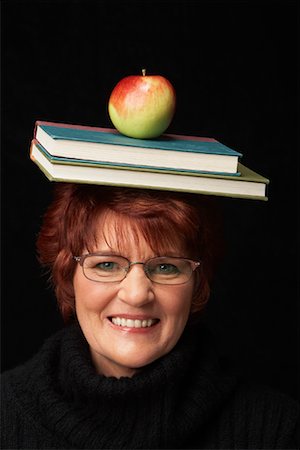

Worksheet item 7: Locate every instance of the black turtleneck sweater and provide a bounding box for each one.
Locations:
[1,322,299,449]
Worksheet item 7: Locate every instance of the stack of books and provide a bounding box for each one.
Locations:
[30,121,269,200]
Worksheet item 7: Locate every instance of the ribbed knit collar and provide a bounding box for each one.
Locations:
[58,321,219,400]
[9,321,237,449]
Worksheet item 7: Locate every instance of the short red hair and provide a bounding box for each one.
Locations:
[36,183,224,322]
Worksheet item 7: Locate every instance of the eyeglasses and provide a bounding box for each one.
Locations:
[73,253,201,285]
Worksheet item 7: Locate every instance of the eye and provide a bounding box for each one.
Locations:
[153,263,180,275]
[95,261,120,272]
[84,255,127,274]
[96,261,118,271]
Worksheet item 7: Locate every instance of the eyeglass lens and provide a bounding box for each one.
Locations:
[82,254,198,285]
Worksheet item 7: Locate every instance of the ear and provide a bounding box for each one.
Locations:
[190,270,210,314]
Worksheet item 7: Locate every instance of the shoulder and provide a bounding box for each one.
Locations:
[229,382,299,448]
[233,382,299,413]
[1,326,70,416]
[1,327,69,448]
[1,325,69,389]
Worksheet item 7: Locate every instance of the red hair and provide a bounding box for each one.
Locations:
[36,183,224,322]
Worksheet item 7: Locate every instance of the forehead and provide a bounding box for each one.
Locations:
[89,208,187,256]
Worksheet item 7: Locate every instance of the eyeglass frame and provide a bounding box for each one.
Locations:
[73,253,201,285]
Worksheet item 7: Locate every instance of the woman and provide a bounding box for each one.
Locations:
[1,183,298,449]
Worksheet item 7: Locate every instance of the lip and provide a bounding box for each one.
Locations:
[108,314,158,320]
[106,315,160,333]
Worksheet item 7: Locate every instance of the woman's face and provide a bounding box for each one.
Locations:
[73,215,195,378]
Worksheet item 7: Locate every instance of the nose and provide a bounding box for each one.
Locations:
[117,264,155,307]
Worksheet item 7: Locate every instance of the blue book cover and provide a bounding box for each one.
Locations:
[36,122,242,157]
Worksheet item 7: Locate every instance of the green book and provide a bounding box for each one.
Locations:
[30,139,269,201]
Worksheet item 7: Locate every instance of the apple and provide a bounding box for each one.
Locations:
[108,69,176,139]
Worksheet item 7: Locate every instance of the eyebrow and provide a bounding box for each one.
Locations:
[87,250,189,261]
[89,250,126,257]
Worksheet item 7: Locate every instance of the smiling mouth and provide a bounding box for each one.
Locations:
[109,317,160,328]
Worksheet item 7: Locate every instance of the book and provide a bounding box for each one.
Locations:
[34,121,242,175]
[30,139,269,201]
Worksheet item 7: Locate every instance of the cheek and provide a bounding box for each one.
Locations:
[73,269,112,313]
[162,283,194,318]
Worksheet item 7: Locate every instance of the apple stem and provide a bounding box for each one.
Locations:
[142,69,146,76]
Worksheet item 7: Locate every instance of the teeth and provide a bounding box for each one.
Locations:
[111,317,157,328]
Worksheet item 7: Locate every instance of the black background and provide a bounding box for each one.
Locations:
[1,1,298,400]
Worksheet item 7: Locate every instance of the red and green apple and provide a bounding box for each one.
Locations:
[108,70,176,139]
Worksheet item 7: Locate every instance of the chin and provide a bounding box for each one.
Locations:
[116,346,169,370]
